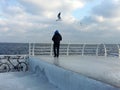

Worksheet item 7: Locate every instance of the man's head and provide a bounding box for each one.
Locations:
[55,30,59,34]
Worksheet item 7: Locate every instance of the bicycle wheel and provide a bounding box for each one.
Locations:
[18,62,28,72]
[0,63,10,73]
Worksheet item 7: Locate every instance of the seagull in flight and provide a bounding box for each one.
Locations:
[56,12,62,21]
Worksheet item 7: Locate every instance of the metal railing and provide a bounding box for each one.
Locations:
[29,43,120,57]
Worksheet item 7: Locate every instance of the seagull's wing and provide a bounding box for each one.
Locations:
[56,12,62,21]
[57,12,61,19]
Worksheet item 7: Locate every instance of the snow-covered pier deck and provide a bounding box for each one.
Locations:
[36,56,120,88]
[0,56,120,90]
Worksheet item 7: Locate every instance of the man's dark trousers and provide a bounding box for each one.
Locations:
[53,44,60,57]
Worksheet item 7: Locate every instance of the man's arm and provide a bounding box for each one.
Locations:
[60,34,62,41]
[52,35,54,41]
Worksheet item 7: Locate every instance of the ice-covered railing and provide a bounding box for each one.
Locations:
[29,43,120,57]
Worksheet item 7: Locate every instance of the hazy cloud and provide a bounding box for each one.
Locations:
[81,0,120,32]
[92,0,120,18]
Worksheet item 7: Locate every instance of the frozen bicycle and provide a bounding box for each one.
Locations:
[0,55,28,72]
[0,56,10,72]
[6,56,29,72]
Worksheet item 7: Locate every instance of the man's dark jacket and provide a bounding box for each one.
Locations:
[52,33,62,44]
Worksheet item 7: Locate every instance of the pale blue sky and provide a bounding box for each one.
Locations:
[0,0,120,43]
[72,0,102,19]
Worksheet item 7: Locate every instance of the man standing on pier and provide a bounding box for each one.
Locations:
[52,30,62,57]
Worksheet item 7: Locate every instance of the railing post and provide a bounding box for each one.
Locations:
[119,49,120,58]
[117,44,120,58]
[29,43,31,56]
[82,44,85,56]
[96,44,99,56]
[103,44,107,57]
[32,43,35,56]
[50,43,53,56]
[67,44,70,56]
